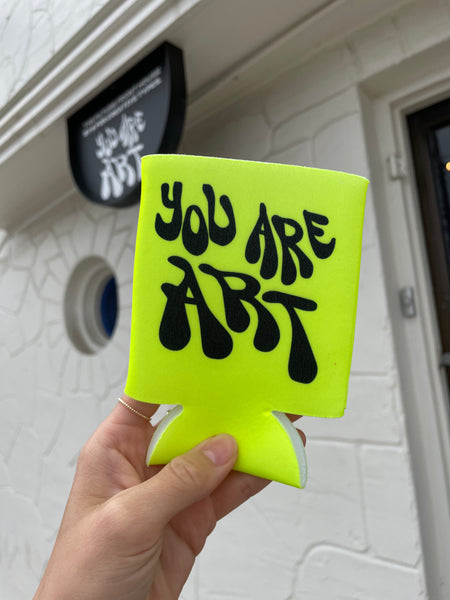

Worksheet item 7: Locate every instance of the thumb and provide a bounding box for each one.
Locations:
[123,434,238,533]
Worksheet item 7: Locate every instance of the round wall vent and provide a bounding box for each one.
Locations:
[64,257,119,354]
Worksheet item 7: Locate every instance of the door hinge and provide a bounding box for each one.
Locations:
[387,154,408,180]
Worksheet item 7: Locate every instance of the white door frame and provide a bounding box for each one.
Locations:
[363,71,450,599]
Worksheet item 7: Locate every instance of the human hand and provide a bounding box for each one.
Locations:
[34,395,305,600]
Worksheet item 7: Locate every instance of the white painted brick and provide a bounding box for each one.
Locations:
[10,346,38,424]
[0,0,17,23]
[47,333,71,376]
[271,87,360,154]
[312,112,369,176]
[21,8,54,84]
[51,205,79,238]
[51,393,98,465]
[8,426,40,500]
[45,321,63,347]
[0,267,29,313]
[296,546,425,599]
[361,445,421,565]
[0,348,12,394]
[47,255,69,285]
[31,0,49,11]
[79,355,93,391]
[36,339,61,393]
[92,212,118,257]
[0,311,25,354]
[296,441,367,551]
[0,0,31,86]
[0,454,9,486]
[200,440,367,600]
[264,45,357,126]
[57,233,80,267]
[353,285,392,373]
[11,233,37,269]
[51,0,108,51]
[348,17,405,80]
[43,296,61,325]
[116,245,135,284]
[101,341,128,387]
[90,354,109,399]
[33,231,60,265]
[0,489,47,599]
[64,351,81,392]
[0,58,15,107]
[267,139,314,168]
[198,500,303,600]
[30,226,50,248]
[0,231,10,264]
[82,197,117,223]
[303,374,402,444]
[19,281,44,343]
[0,395,20,458]
[352,232,394,374]
[39,271,63,303]
[119,279,133,308]
[108,229,132,269]
[360,180,380,255]
[33,391,65,455]
[395,0,450,57]
[185,104,271,161]
[71,211,96,257]
[32,259,49,290]
[38,454,74,534]
[117,302,132,334]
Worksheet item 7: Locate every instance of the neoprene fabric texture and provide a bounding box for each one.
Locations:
[125,154,368,487]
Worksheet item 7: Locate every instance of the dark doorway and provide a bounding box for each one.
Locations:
[407,98,450,396]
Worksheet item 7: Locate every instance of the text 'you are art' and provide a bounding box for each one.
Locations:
[155,180,337,384]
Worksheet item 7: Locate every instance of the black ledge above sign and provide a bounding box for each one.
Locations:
[67,42,186,207]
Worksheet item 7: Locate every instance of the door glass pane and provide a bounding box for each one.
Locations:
[428,123,450,279]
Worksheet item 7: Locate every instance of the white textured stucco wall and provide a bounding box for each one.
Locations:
[4,0,450,598]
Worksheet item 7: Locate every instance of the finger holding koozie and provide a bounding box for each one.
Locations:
[125,154,368,488]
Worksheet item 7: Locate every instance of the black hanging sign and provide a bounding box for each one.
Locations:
[67,42,186,207]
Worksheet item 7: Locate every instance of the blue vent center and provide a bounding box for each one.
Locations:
[100,276,118,338]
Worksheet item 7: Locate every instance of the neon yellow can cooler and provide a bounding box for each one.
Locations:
[125,154,368,487]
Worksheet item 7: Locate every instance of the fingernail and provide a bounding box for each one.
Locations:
[201,434,237,466]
